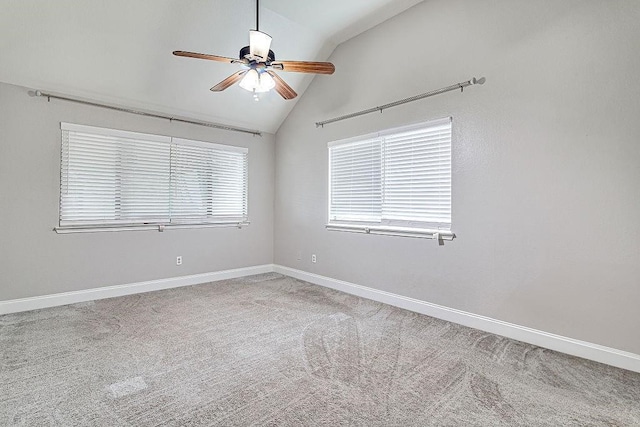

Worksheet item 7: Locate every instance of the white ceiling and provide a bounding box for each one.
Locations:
[0,0,422,134]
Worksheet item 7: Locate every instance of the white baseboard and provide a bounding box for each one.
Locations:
[0,264,274,315]
[273,265,640,374]
[3,262,638,373]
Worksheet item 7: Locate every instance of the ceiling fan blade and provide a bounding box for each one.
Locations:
[173,51,236,63]
[210,71,248,92]
[249,30,272,60]
[267,71,297,100]
[271,61,335,74]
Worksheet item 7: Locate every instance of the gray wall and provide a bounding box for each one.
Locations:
[0,82,274,301]
[274,0,640,354]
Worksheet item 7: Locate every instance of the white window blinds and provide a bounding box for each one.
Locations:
[328,118,452,231]
[328,137,382,222]
[59,123,248,229]
[170,139,248,223]
[382,120,452,225]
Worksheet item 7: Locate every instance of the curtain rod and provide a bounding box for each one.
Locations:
[31,90,262,137]
[315,77,485,128]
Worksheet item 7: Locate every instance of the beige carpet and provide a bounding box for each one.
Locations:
[1,273,639,426]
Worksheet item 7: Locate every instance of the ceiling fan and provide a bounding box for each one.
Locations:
[173,0,335,100]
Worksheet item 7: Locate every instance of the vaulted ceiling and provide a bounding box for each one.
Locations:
[0,0,422,134]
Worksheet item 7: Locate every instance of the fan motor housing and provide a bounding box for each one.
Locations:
[240,46,275,62]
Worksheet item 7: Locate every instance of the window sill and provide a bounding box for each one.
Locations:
[54,222,250,234]
[326,223,455,240]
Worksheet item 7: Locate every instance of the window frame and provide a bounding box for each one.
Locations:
[326,118,454,240]
[56,123,249,233]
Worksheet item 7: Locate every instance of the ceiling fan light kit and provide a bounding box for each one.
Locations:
[173,0,335,100]
[239,69,275,96]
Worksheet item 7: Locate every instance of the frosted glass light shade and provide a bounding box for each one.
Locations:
[257,72,275,92]
[239,69,275,93]
[249,30,272,60]
[239,69,260,92]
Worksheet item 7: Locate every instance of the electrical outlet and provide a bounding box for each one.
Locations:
[176,256,182,266]
[311,254,317,263]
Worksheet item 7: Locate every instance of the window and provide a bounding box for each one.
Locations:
[327,118,453,239]
[58,123,248,232]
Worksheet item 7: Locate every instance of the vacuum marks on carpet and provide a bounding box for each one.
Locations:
[1,273,640,426]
